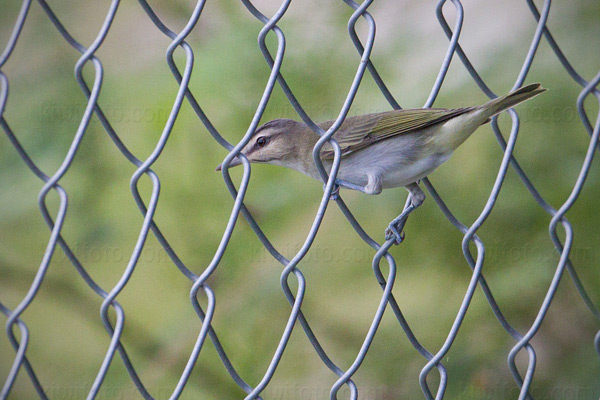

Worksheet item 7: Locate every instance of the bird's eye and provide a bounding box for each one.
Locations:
[256,136,267,147]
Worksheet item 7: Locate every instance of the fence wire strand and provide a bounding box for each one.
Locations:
[1,0,599,399]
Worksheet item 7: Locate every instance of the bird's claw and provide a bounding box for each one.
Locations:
[385,224,405,244]
[384,202,417,245]
[324,183,340,200]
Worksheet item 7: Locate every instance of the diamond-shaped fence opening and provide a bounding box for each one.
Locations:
[1,1,599,399]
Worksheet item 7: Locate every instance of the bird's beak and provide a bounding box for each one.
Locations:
[215,155,243,171]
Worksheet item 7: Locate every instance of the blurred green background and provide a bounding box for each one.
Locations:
[1,1,599,399]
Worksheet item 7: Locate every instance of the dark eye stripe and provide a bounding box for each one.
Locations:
[245,130,284,156]
[245,136,268,156]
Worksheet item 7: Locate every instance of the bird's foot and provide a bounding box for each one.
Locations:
[385,224,406,244]
[384,182,426,244]
[324,183,340,200]
[384,203,416,244]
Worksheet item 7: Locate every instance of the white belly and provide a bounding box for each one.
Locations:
[332,132,453,189]
[379,152,452,188]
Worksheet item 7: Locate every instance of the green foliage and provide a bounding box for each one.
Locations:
[1,1,599,399]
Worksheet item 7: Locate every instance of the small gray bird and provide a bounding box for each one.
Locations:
[217,83,545,243]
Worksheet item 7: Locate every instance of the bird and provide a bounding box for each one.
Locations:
[216,83,546,244]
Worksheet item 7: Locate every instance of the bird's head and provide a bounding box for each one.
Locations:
[216,119,313,171]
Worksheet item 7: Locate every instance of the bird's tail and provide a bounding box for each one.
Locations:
[480,83,546,119]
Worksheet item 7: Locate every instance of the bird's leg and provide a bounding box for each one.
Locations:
[325,174,381,200]
[385,182,425,244]
[325,179,359,200]
[333,179,368,193]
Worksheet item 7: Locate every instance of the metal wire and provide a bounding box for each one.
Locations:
[1,1,598,399]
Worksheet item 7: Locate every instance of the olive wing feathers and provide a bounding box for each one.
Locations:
[319,107,473,159]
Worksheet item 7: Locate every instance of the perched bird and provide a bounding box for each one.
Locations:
[217,83,546,243]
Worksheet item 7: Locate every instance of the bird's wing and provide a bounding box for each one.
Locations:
[319,107,473,159]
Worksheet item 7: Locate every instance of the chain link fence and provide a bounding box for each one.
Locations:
[1,0,599,399]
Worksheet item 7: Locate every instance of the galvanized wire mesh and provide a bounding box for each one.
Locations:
[1,0,599,399]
